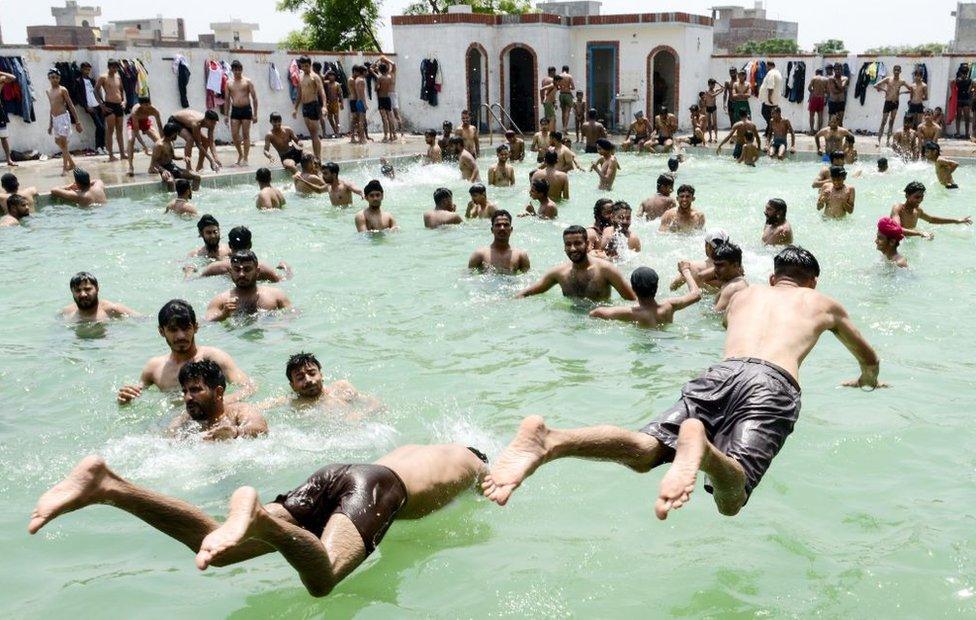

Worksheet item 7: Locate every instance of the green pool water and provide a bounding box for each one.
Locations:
[2,150,975,618]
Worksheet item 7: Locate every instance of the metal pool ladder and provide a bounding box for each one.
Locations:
[481,103,524,144]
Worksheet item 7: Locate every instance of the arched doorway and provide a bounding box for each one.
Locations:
[466,44,489,132]
[501,44,537,133]
[646,47,679,118]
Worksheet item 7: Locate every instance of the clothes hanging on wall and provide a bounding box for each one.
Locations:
[853,61,887,105]
[420,58,440,106]
[172,55,191,108]
[913,63,928,83]
[204,59,228,111]
[269,62,283,92]
[0,56,36,123]
[288,59,300,104]
[119,60,138,112]
[783,61,806,104]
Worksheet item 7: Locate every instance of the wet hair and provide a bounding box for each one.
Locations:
[829,165,847,179]
[163,121,180,138]
[204,110,219,122]
[228,226,252,251]
[491,209,512,224]
[433,187,453,206]
[158,299,196,328]
[773,245,820,280]
[904,181,926,196]
[69,271,98,290]
[73,169,91,189]
[322,161,339,175]
[364,179,384,195]
[844,134,855,145]
[667,156,679,172]
[713,241,743,265]
[231,60,242,69]
[550,131,563,142]
[6,193,28,211]
[469,183,486,195]
[299,152,317,171]
[449,135,464,146]
[425,129,437,137]
[596,138,613,151]
[0,173,18,193]
[286,351,321,381]
[877,157,888,168]
[544,150,558,165]
[677,184,695,196]
[256,167,272,184]
[230,249,258,265]
[496,144,509,154]
[768,198,787,215]
[197,214,219,232]
[178,359,226,391]
[299,56,311,65]
[594,197,613,219]
[829,151,845,163]
[612,200,631,214]
[531,178,550,196]
[270,112,282,122]
[587,108,597,119]
[563,224,587,239]
[629,267,659,299]
[504,129,516,137]
[922,141,940,155]
[175,178,191,196]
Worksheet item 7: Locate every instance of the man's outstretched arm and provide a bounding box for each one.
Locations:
[829,302,884,388]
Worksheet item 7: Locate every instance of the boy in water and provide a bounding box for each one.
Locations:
[737,131,760,166]
[703,79,724,143]
[817,166,855,218]
[46,69,83,175]
[466,183,497,219]
[589,263,701,327]
[165,179,198,216]
[590,139,620,191]
[921,141,959,189]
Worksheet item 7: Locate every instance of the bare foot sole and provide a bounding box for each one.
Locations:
[29,455,108,534]
[196,486,264,570]
[481,415,550,506]
[654,419,707,520]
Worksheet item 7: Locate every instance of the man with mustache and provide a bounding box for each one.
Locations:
[762,198,793,246]
[169,360,267,441]
[206,251,293,322]
[60,272,139,322]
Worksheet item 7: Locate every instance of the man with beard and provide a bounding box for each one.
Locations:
[659,185,706,233]
[168,360,267,440]
[600,201,642,258]
[117,299,253,404]
[589,263,701,327]
[468,210,531,274]
[0,173,38,212]
[263,352,382,415]
[0,194,30,227]
[587,198,614,253]
[638,174,677,220]
[188,215,231,260]
[321,161,363,206]
[762,198,793,246]
[355,180,399,232]
[189,226,291,281]
[889,181,972,239]
[516,226,635,302]
[712,242,749,313]
[60,272,139,322]
[206,251,293,322]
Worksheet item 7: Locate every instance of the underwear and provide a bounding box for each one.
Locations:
[689,136,704,146]
[706,105,717,113]
[883,100,899,114]
[543,101,556,119]
[230,105,253,121]
[377,96,392,111]
[327,100,340,115]
[585,144,598,153]
[274,463,407,555]
[278,146,303,163]
[772,137,787,149]
[128,116,152,132]
[559,92,574,110]
[640,357,801,504]
[657,135,670,146]
[807,95,826,112]
[167,116,191,133]
[103,101,124,117]
[160,161,189,180]
[353,100,367,114]
[907,102,924,114]
[52,112,72,138]
[827,100,846,114]
[302,101,321,121]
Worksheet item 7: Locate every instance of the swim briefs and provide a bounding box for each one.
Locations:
[231,105,253,121]
[274,463,407,555]
[907,102,924,115]
[827,100,846,115]
[302,101,322,121]
[543,101,556,120]
[103,101,124,117]
[160,161,190,180]
[808,95,826,113]
[52,112,72,138]
[706,105,717,114]
[883,100,899,114]
[378,96,392,111]
[278,146,303,163]
[559,92,574,110]
[657,135,670,146]
[772,137,787,149]
[353,100,367,114]
[640,357,801,503]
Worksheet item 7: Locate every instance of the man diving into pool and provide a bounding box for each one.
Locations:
[29,443,489,597]
[485,246,884,519]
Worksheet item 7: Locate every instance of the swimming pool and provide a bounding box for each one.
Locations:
[2,149,975,617]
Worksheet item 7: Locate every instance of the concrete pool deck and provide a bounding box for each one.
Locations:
[9,132,976,203]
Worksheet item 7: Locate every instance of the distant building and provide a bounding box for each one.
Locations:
[710,2,797,54]
[104,15,185,45]
[952,2,976,52]
[535,1,601,18]
[52,1,101,28]
[26,1,101,47]
[210,19,260,48]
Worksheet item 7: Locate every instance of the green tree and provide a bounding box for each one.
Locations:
[813,39,847,55]
[734,39,800,55]
[404,0,532,14]
[277,0,383,51]
[864,43,947,55]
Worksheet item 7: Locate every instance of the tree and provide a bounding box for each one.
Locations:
[813,39,847,55]
[864,43,947,56]
[404,0,532,14]
[734,39,800,55]
[277,0,383,51]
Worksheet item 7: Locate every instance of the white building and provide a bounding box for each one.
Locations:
[104,15,185,44]
[210,19,259,47]
[952,2,976,52]
[51,0,101,28]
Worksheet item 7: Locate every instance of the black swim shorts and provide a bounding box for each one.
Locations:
[302,101,322,121]
[377,96,392,111]
[275,463,407,555]
[732,142,743,159]
[907,102,924,115]
[279,146,303,163]
[103,101,124,117]
[167,116,190,133]
[231,105,253,121]
[657,135,670,146]
[706,105,717,114]
[161,161,189,180]
[883,100,899,114]
[827,100,846,115]
[585,145,598,153]
[640,357,801,503]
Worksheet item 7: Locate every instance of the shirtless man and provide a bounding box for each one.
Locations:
[589,263,701,327]
[670,229,729,292]
[520,179,557,220]
[767,107,795,159]
[484,246,884,520]
[293,153,327,196]
[916,109,941,144]
[465,183,496,219]
[906,70,928,129]
[206,251,293,321]
[890,181,971,239]
[541,67,558,130]
[167,109,221,172]
[556,65,576,132]
[660,185,706,233]
[762,198,793,246]
[165,179,198,216]
[874,65,910,145]
[544,131,576,172]
[0,194,29,227]
[531,151,569,201]
[807,68,828,134]
[372,56,398,142]
[50,169,107,207]
[30,442,489,597]
[843,134,858,165]
[587,198,614,253]
[728,70,752,127]
[530,117,551,163]
[262,351,381,416]
[712,242,749,313]
[817,167,855,218]
[256,168,286,210]
[45,69,83,175]
[875,217,908,268]
[355,180,398,232]
[517,226,635,302]
[456,109,480,157]
[438,121,454,157]
[505,130,525,162]
[323,71,343,138]
[722,67,738,127]
[488,145,515,187]
[264,112,305,173]
[423,187,463,229]
[590,139,620,191]
[812,151,847,189]
[191,226,291,282]
[424,130,443,164]
[921,142,959,189]
[167,361,267,440]
[827,63,849,125]
[117,299,253,404]
[60,272,139,322]
[683,105,707,147]
[223,60,258,167]
[350,67,371,144]
[0,69,18,166]
[453,136,481,182]
[599,201,642,257]
[737,132,761,166]
[579,109,607,153]
[716,110,760,160]
[639,174,677,221]
[814,115,851,158]
[321,161,363,206]
[892,117,919,160]
[189,214,231,260]
[125,97,163,176]
[151,122,202,191]
[621,111,653,152]
[0,173,38,212]
[954,64,973,139]
[652,106,679,152]
[468,210,531,274]
[292,57,327,159]
[573,91,587,142]
[95,59,126,162]
[703,79,724,142]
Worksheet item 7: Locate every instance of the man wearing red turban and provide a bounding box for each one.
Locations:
[876,217,908,268]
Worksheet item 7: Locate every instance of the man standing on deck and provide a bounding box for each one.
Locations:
[224,60,259,167]
[874,65,909,146]
[292,57,327,159]
[96,59,127,162]
[827,63,849,126]
[758,60,783,144]
[807,69,828,134]
[558,65,576,133]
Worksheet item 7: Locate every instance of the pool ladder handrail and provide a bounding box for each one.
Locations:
[480,103,524,144]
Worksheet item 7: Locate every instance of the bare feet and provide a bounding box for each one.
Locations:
[654,419,707,520]
[481,415,550,506]
[196,486,265,570]
[28,455,108,534]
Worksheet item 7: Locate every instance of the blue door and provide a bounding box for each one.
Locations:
[587,43,617,130]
